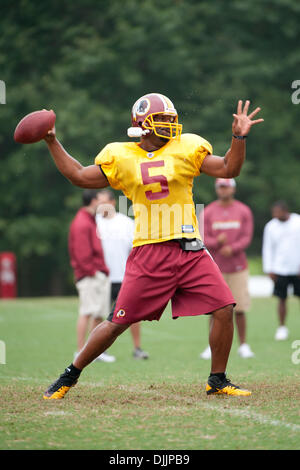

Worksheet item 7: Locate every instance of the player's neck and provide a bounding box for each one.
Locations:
[139,134,169,152]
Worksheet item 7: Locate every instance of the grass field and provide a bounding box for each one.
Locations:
[0,295,299,450]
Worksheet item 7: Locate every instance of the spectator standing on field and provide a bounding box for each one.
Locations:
[96,189,149,359]
[262,201,300,340]
[199,178,254,359]
[69,189,115,363]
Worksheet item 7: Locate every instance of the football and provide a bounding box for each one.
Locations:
[14,109,56,144]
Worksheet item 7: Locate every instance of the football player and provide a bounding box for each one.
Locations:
[43,93,263,399]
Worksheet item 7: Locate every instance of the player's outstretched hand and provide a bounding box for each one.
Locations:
[232,100,263,137]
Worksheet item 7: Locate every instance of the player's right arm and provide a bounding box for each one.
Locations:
[44,128,109,189]
[201,100,263,178]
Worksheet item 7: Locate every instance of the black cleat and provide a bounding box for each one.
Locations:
[43,367,79,400]
[206,375,251,396]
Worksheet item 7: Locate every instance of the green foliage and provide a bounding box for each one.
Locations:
[1,0,300,294]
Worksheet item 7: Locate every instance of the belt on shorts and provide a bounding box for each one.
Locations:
[170,238,206,252]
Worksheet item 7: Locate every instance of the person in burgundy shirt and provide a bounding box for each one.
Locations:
[199,178,255,359]
[69,189,115,363]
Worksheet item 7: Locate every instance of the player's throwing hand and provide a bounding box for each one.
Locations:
[232,100,263,137]
[44,126,56,144]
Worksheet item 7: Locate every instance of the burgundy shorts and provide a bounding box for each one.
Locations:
[110,241,235,324]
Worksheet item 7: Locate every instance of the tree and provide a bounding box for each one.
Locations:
[1,0,299,294]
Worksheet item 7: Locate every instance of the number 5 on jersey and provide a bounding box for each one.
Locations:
[140,161,170,201]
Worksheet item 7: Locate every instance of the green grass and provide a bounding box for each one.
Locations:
[248,256,264,275]
[0,296,299,450]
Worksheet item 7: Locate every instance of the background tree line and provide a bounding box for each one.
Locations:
[1,0,299,296]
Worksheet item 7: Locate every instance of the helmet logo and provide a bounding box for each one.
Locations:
[135,98,150,116]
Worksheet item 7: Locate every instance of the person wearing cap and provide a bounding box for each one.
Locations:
[199,178,255,359]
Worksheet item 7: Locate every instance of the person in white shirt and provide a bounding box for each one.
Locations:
[262,201,300,340]
[96,189,149,359]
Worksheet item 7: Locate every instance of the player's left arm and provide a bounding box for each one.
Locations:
[201,100,263,178]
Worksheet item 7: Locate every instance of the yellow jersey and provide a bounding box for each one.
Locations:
[94,133,212,247]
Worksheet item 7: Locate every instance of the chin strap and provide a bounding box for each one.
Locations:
[127,127,150,138]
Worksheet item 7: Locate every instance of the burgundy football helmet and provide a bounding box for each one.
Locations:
[127,93,182,139]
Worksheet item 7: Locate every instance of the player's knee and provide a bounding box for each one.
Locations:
[213,304,233,323]
[106,320,130,338]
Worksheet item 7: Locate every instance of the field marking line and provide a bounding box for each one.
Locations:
[0,375,104,388]
[0,375,40,382]
[44,410,72,416]
[1,375,299,432]
[202,402,300,433]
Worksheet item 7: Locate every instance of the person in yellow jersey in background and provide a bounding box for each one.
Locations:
[42,93,263,399]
